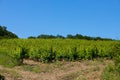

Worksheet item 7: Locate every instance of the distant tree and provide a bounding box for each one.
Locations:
[37,34,48,39]
[103,38,113,41]
[84,36,93,40]
[56,34,65,39]
[49,35,56,39]
[0,25,18,39]
[37,34,56,39]
[66,34,74,39]
[28,36,36,39]
[74,34,83,39]
[94,37,102,40]
[30,33,113,41]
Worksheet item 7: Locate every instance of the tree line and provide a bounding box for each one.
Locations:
[28,34,113,41]
[0,25,113,41]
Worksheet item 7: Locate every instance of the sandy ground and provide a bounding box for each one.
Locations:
[0,59,113,80]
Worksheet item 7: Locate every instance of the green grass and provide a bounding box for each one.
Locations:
[102,64,120,80]
[0,50,18,67]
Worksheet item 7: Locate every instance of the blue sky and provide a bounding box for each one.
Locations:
[0,0,120,39]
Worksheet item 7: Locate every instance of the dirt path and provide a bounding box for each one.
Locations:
[0,59,113,80]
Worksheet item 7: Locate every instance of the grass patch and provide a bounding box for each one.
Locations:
[0,68,22,79]
[102,64,120,80]
[0,50,19,67]
[61,71,81,80]
[21,64,52,73]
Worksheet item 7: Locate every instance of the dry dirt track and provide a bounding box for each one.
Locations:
[0,59,112,80]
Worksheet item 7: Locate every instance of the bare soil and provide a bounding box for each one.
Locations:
[0,59,113,80]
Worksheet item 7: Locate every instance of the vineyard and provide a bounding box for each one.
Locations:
[0,39,120,80]
[0,39,118,66]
